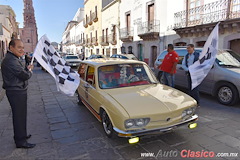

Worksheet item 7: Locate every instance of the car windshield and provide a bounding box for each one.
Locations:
[65,56,79,59]
[216,50,240,68]
[98,64,158,89]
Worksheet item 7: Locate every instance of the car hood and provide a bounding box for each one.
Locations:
[104,84,196,117]
[226,68,240,74]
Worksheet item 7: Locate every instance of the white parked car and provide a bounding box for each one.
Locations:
[111,54,138,60]
[63,55,81,67]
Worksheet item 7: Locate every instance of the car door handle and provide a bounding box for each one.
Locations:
[84,83,90,88]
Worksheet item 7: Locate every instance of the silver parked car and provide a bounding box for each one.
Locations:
[154,48,240,105]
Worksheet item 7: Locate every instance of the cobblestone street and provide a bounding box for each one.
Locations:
[0,66,240,160]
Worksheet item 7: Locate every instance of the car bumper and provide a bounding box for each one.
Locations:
[114,114,198,137]
[68,63,80,67]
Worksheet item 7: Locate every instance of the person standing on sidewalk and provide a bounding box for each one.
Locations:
[182,44,200,106]
[159,44,179,87]
[1,39,36,149]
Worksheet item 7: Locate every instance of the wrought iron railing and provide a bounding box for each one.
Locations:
[120,27,133,39]
[174,0,240,28]
[138,20,160,35]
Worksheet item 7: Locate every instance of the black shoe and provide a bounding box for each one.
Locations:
[26,134,32,139]
[16,142,36,149]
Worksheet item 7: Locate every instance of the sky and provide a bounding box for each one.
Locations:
[0,0,84,43]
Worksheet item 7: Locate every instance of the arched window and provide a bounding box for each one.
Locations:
[27,39,30,43]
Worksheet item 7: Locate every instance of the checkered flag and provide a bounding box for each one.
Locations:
[189,22,219,90]
[32,35,80,96]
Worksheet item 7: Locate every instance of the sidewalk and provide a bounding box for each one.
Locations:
[0,67,124,159]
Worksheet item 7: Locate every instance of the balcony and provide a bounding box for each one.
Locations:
[92,37,98,46]
[138,20,160,41]
[92,11,98,22]
[108,33,117,45]
[174,0,240,29]
[173,0,240,36]
[100,36,109,46]
[120,27,133,42]
[87,15,92,25]
[83,18,88,28]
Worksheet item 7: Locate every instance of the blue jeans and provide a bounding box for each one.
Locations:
[161,72,175,88]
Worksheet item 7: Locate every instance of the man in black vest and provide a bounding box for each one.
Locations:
[182,44,200,106]
[1,39,36,148]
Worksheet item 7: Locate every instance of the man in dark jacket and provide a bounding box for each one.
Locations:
[1,39,35,148]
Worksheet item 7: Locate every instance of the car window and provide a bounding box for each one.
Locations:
[216,50,240,68]
[158,51,168,60]
[66,56,79,59]
[175,50,188,64]
[98,63,158,89]
[78,63,87,79]
[86,66,95,87]
[158,49,202,64]
[121,56,128,59]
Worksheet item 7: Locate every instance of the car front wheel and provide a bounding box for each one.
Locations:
[217,83,239,105]
[101,110,116,138]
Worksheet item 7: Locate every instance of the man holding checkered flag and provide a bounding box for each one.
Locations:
[32,35,80,96]
[182,22,219,106]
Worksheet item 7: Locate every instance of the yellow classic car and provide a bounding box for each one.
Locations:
[76,59,198,143]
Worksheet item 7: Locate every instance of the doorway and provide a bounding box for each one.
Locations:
[151,46,157,67]
[138,44,143,61]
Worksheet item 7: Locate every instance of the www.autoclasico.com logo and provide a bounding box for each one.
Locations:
[141,149,239,158]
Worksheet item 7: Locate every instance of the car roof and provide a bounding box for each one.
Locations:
[82,58,145,67]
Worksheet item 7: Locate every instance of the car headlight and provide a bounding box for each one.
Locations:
[182,107,196,119]
[125,119,134,128]
[125,118,150,129]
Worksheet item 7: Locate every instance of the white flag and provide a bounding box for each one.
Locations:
[32,35,80,96]
[189,22,219,90]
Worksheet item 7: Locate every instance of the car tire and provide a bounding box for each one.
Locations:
[216,83,239,105]
[101,110,116,138]
[76,91,83,105]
